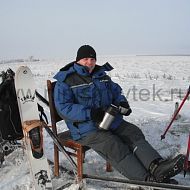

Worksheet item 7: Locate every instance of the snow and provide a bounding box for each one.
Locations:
[1,55,190,189]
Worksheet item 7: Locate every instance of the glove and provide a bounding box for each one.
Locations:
[91,108,105,122]
[119,101,132,116]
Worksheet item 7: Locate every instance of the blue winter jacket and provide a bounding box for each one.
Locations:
[53,62,127,140]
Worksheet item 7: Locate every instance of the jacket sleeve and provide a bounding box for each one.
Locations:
[54,81,91,122]
[110,79,128,105]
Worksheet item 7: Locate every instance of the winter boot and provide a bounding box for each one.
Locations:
[0,140,4,167]
[149,154,185,183]
[0,151,4,167]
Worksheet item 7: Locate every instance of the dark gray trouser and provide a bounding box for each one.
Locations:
[77,120,162,181]
[113,121,162,170]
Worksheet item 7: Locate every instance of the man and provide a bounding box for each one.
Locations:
[54,45,185,183]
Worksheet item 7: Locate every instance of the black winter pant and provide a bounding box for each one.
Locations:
[77,120,162,181]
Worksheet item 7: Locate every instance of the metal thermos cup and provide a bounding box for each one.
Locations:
[99,104,119,130]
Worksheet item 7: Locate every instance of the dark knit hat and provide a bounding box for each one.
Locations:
[76,45,96,62]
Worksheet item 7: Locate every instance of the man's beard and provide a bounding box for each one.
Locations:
[85,65,95,73]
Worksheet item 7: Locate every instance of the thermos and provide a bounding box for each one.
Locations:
[99,104,119,130]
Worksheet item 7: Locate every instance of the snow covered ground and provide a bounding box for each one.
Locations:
[1,55,190,189]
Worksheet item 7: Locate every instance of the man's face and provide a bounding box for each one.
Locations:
[77,58,96,73]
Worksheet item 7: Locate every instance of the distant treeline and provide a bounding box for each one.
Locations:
[136,54,190,56]
[0,57,40,64]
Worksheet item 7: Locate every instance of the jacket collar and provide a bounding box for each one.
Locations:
[54,61,114,82]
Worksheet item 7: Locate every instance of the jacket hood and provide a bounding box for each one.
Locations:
[54,61,114,82]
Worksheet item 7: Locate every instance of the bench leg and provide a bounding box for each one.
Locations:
[54,145,59,176]
[106,161,112,172]
[77,147,83,181]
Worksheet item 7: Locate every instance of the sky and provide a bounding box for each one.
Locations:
[0,0,190,60]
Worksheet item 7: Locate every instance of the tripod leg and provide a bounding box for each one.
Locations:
[161,86,190,140]
[184,133,190,177]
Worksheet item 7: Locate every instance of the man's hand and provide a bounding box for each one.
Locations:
[91,108,105,122]
[119,101,132,116]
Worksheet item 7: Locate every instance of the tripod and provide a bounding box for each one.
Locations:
[161,85,190,177]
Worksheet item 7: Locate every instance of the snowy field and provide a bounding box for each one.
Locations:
[1,55,190,189]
